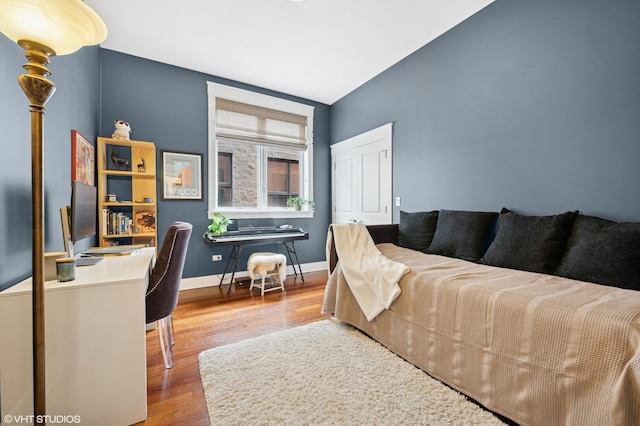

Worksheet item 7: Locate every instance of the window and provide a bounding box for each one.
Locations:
[267,157,299,207]
[207,82,314,218]
[217,152,232,207]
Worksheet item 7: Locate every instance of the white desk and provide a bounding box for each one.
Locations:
[0,248,155,426]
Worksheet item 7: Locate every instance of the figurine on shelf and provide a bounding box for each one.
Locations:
[110,147,129,170]
[112,119,131,140]
[137,157,145,173]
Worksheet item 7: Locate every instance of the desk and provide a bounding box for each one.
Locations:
[204,230,308,293]
[0,248,155,426]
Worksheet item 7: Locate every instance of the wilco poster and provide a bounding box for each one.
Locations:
[161,151,203,200]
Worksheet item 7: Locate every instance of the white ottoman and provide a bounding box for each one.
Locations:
[247,252,287,296]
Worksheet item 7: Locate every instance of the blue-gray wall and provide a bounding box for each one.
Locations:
[0,36,101,292]
[3,0,640,291]
[99,50,332,279]
[332,0,640,222]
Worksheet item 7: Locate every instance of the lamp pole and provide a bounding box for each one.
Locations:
[0,2,106,423]
[18,39,57,424]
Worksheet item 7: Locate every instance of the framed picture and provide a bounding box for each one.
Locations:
[161,150,203,200]
[134,211,156,232]
[72,130,95,185]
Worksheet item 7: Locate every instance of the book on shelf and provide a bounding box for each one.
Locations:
[102,208,133,235]
[101,208,107,236]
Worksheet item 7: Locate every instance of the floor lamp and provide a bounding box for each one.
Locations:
[0,1,106,423]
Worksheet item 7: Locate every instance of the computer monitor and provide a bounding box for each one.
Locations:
[60,205,72,256]
[61,182,97,256]
[71,181,97,243]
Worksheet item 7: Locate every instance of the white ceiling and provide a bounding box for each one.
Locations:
[86,0,494,105]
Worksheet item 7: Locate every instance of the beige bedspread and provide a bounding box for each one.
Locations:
[322,243,640,426]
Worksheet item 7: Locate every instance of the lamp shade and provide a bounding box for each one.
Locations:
[0,0,107,55]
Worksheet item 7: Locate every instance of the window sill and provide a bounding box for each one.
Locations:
[208,209,314,220]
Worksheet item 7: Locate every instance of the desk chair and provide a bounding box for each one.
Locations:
[145,221,193,368]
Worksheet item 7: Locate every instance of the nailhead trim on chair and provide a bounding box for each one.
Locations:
[145,230,179,296]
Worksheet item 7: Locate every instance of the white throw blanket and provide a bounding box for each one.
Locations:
[326,223,410,321]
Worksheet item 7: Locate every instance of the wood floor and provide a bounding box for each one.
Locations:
[134,270,330,426]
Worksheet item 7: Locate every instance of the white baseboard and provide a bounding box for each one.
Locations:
[179,261,327,291]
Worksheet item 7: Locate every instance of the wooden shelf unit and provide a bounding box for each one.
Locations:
[97,137,157,249]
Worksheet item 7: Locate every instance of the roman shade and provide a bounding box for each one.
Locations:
[215,98,308,150]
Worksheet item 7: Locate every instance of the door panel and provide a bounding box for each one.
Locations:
[361,150,380,213]
[334,154,355,224]
[360,139,391,224]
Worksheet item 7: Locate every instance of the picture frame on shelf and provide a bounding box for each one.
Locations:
[135,211,156,232]
[72,130,95,185]
[161,150,203,200]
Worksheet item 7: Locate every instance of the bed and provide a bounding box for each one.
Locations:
[323,216,640,426]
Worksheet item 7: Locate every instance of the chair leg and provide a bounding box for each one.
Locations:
[276,275,284,292]
[157,315,175,369]
[169,314,175,347]
[261,275,266,296]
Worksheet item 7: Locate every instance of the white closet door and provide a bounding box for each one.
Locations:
[331,123,392,225]
[333,150,356,224]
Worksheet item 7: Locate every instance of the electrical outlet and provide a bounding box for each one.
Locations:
[212,254,222,261]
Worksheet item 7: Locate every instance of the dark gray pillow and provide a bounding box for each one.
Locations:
[427,210,498,262]
[555,215,640,290]
[482,208,578,274]
[398,210,439,253]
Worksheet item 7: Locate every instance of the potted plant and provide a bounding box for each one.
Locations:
[286,197,314,211]
[204,212,232,238]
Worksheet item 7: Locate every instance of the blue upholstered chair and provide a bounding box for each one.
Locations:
[145,221,193,368]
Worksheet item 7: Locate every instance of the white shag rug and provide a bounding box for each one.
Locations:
[198,319,507,426]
